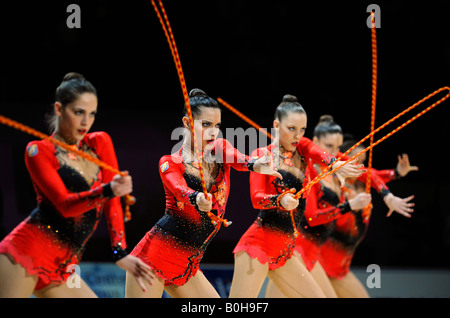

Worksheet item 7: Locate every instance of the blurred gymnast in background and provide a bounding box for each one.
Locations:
[125,89,281,298]
[230,96,364,298]
[265,114,416,297]
[0,73,153,297]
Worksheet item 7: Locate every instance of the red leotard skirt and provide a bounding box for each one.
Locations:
[318,240,354,279]
[130,226,206,286]
[0,218,79,290]
[294,234,321,271]
[233,222,296,270]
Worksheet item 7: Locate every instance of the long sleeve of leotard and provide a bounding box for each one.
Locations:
[159,155,199,208]
[249,147,280,210]
[212,138,256,172]
[87,132,128,260]
[373,168,397,184]
[297,137,337,167]
[304,181,351,227]
[25,140,114,219]
[250,139,341,211]
[354,168,392,197]
[335,151,392,196]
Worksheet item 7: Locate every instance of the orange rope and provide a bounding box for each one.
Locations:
[218,98,302,236]
[150,0,231,227]
[366,11,377,193]
[150,0,207,195]
[363,11,378,215]
[217,98,274,140]
[218,97,299,236]
[218,87,449,233]
[293,86,450,200]
[0,114,135,221]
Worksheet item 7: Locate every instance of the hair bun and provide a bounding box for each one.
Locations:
[189,88,207,98]
[318,114,334,124]
[282,94,298,103]
[62,72,85,82]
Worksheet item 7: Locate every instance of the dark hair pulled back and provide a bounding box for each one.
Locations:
[47,72,97,133]
[274,94,306,122]
[183,88,221,118]
[313,114,343,139]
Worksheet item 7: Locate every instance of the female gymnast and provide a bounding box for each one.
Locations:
[317,138,417,297]
[265,115,416,297]
[0,72,154,297]
[229,95,365,298]
[125,88,282,298]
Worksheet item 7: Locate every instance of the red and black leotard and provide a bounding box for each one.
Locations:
[295,152,394,271]
[294,161,351,271]
[318,167,396,279]
[130,138,255,286]
[0,132,128,290]
[233,137,338,270]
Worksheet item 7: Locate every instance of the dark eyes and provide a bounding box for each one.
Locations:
[75,110,96,116]
[288,127,306,132]
[202,122,220,128]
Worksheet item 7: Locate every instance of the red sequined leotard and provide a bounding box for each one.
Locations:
[294,160,353,271]
[0,132,127,290]
[318,167,396,278]
[233,137,338,270]
[295,149,394,271]
[130,138,255,286]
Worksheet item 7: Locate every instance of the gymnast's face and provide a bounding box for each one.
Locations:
[54,92,98,144]
[274,112,307,152]
[313,133,343,156]
[183,106,221,151]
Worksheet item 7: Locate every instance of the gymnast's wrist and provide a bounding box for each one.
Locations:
[246,157,258,172]
[337,200,352,214]
[102,183,115,199]
[112,243,128,262]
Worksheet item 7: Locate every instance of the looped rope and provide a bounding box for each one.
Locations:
[292,86,450,200]
[218,86,450,233]
[150,0,229,228]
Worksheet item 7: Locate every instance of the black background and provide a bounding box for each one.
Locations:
[0,0,449,268]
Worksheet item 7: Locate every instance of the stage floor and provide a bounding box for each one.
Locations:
[74,262,450,298]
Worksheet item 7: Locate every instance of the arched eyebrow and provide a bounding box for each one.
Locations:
[287,123,307,130]
[73,106,97,114]
[202,119,221,126]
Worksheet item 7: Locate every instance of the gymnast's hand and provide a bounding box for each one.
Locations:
[396,154,419,177]
[196,192,213,212]
[348,192,372,211]
[253,149,283,180]
[333,159,365,185]
[384,193,415,218]
[279,193,299,211]
[111,172,133,197]
[116,255,155,292]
